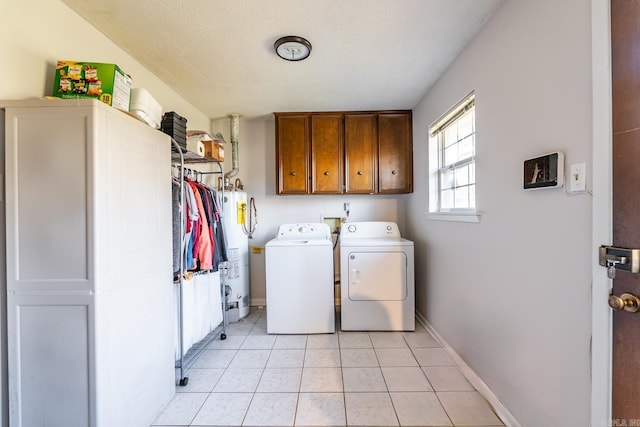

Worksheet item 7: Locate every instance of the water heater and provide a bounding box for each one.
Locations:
[222,190,250,319]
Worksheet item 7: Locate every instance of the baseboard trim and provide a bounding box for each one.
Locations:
[415,310,521,427]
[250,298,266,307]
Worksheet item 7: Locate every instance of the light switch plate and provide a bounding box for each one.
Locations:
[569,162,586,192]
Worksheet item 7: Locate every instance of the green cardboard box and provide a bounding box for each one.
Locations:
[52,60,132,111]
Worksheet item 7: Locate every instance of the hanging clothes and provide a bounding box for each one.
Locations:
[183,180,199,271]
[187,178,213,271]
[172,178,182,275]
[192,182,216,267]
[212,190,228,271]
[172,171,229,276]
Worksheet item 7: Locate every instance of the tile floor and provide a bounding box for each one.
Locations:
[152,307,504,427]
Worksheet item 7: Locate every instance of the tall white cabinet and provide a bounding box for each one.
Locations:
[2,99,174,426]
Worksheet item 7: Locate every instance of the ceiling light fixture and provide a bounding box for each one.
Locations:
[274,36,312,61]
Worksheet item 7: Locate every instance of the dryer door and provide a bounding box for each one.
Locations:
[347,251,407,301]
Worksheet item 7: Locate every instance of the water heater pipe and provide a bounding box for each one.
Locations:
[224,113,240,188]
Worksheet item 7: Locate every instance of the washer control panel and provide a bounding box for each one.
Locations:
[276,223,332,240]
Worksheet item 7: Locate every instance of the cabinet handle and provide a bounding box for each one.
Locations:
[290,171,297,176]
[391,170,397,175]
[323,171,330,176]
[357,171,363,176]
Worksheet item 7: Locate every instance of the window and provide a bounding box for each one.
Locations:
[428,93,479,222]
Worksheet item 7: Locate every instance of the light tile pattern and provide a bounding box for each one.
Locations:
[191,392,253,426]
[295,392,346,426]
[300,367,343,392]
[340,348,378,367]
[174,368,224,393]
[422,366,475,391]
[390,392,452,426]
[151,306,504,426]
[243,392,299,426]
[345,392,399,426]
[342,367,387,392]
[382,366,433,392]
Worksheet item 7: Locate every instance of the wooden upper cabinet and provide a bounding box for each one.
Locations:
[274,110,412,195]
[311,114,343,194]
[378,112,413,193]
[275,114,309,194]
[345,114,377,194]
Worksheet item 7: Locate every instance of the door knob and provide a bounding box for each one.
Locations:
[609,292,640,312]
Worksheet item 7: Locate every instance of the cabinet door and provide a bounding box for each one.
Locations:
[4,107,91,292]
[8,295,92,427]
[378,112,413,193]
[276,114,309,194]
[345,114,377,194]
[311,114,343,194]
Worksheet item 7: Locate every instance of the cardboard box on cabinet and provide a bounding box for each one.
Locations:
[204,140,224,161]
[52,60,132,111]
[187,130,225,161]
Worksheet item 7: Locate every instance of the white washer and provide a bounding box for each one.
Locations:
[340,221,415,331]
[265,223,335,334]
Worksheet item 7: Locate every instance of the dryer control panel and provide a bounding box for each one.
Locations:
[340,221,401,239]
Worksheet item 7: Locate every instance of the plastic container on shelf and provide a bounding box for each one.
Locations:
[161,111,187,148]
[129,88,162,129]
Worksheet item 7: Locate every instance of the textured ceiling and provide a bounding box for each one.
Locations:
[61,0,504,119]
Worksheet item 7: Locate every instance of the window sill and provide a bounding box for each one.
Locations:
[425,211,481,223]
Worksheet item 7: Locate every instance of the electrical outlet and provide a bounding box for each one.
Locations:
[569,163,586,192]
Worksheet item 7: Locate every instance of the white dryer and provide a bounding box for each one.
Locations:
[265,223,335,334]
[340,221,415,331]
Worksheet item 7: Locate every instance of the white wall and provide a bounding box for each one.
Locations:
[0,0,210,130]
[407,0,593,425]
